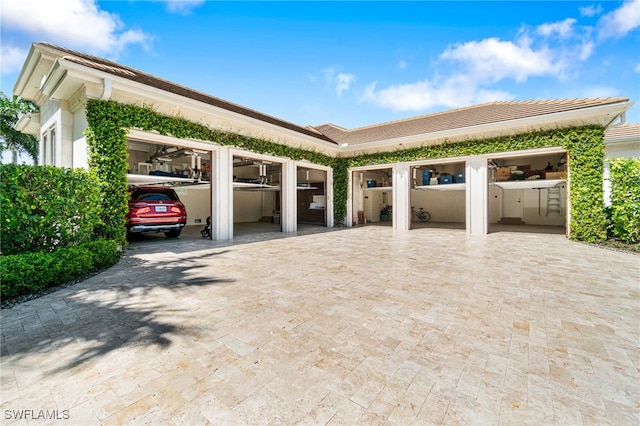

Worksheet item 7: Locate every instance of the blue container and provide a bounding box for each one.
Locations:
[439,174,453,184]
[454,172,465,183]
[366,179,377,188]
[421,171,431,185]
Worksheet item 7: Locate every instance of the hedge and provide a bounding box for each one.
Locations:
[1,164,121,300]
[1,239,121,299]
[609,157,640,243]
[1,164,102,254]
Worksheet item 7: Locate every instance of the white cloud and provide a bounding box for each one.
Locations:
[0,0,151,70]
[440,37,561,83]
[359,76,515,112]
[597,0,640,39]
[360,17,600,113]
[580,4,603,17]
[398,60,408,70]
[161,0,205,14]
[320,66,356,96]
[536,18,577,38]
[578,41,595,61]
[335,73,355,96]
[0,45,28,75]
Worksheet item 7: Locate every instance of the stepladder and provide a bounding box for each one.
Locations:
[546,186,561,215]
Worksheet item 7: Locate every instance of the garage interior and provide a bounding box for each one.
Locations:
[488,151,568,234]
[352,168,393,226]
[410,162,467,230]
[297,167,327,227]
[232,156,282,235]
[126,140,212,239]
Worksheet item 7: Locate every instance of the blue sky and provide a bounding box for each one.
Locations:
[1,0,639,129]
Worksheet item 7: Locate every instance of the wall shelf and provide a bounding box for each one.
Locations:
[413,183,466,191]
[363,186,393,192]
[492,179,564,190]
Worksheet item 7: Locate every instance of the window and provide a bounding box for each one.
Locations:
[41,124,57,165]
[49,126,56,165]
[41,132,48,165]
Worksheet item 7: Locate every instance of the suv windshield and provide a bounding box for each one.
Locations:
[131,188,179,201]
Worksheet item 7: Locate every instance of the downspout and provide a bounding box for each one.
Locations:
[100,78,112,100]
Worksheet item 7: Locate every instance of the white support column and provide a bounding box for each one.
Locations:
[392,162,411,231]
[349,171,362,228]
[466,155,488,235]
[281,159,297,233]
[325,168,334,227]
[212,147,233,240]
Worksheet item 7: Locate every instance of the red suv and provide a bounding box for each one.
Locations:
[126,186,187,238]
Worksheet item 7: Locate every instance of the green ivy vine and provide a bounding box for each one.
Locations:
[85,99,607,242]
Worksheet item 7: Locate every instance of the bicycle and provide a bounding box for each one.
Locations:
[411,206,431,222]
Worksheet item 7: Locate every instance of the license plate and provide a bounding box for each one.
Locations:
[155,205,167,212]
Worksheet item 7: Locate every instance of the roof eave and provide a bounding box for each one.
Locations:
[339,100,633,156]
[45,58,342,156]
[14,112,41,135]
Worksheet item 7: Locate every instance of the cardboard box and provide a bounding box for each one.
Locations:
[496,167,511,181]
[545,171,567,180]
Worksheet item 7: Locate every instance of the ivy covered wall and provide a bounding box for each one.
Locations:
[85,99,607,243]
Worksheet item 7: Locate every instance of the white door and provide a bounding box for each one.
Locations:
[503,189,522,218]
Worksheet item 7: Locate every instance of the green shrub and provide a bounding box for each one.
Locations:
[0,239,121,299]
[1,164,102,255]
[0,252,54,298]
[609,157,640,243]
[85,239,121,268]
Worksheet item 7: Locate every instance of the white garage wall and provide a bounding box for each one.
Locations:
[411,190,466,222]
[487,186,566,225]
[233,191,272,223]
[174,187,210,226]
[261,192,277,217]
[488,185,502,223]
[521,185,566,225]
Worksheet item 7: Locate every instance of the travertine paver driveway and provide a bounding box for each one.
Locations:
[1,227,639,425]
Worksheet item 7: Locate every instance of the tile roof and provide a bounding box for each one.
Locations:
[311,98,630,145]
[36,42,334,144]
[605,123,640,140]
